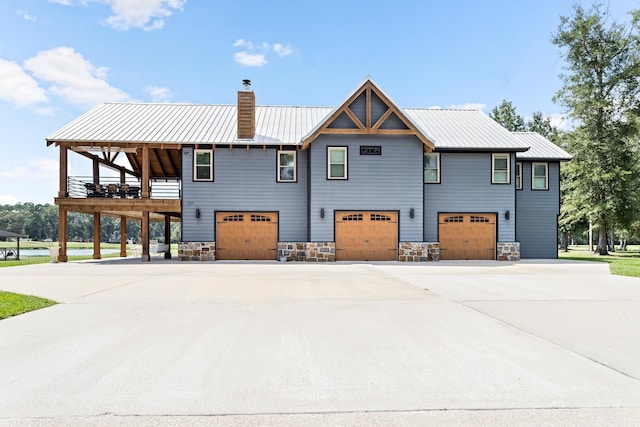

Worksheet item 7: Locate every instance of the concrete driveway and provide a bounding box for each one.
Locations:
[0,259,639,426]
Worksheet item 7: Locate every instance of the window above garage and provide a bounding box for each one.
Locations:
[194,149,213,181]
[492,153,510,184]
[277,150,297,182]
[424,152,440,183]
[328,147,348,180]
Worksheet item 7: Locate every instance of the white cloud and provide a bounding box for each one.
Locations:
[447,102,487,111]
[0,58,48,108]
[17,10,38,21]
[233,39,293,67]
[0,158,59,180]
[233,39,252,49]
[548,113,569,130]
[234,51,267,67]
[24,46,132,108]
[273,43,292,58]
[145,85,171,102]
[50,0,185,30]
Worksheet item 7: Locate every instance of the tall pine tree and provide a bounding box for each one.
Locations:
[553,4,640,255]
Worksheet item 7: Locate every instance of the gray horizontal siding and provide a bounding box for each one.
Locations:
[309,135,424,242]
[516,161,560,258]
[181,147,307,242]
[424,152,516,242]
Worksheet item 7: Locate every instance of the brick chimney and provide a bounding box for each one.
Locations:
[237,79,255,140]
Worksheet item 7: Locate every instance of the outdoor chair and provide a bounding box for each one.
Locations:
[107,184,118,198]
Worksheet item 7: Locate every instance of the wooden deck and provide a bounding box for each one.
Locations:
[55,197,181,221]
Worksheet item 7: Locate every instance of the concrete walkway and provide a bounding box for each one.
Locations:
[0,259,639,426]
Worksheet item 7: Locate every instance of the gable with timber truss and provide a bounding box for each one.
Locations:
[302,79,435,151]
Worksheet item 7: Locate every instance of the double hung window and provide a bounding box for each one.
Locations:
[424,153,440,183]
[328,147,348,179]
[277,151,296,182]
[194,149,213,181]
[492,153,510,184]
[532,162,548,190]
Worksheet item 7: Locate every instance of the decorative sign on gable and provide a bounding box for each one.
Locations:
[360,146,381,155]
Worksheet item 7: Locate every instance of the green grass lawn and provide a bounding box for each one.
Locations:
[0,291,57,320]
[559,245,640,278]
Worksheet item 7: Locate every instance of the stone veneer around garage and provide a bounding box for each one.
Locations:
[178,241,448,262]
[398,242,440,262]
[497,242,520,261]
[178,242,216,261]
[305,242,335,262]
[277,242,307,262]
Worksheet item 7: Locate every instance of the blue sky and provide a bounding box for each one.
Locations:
[0,0,637,204]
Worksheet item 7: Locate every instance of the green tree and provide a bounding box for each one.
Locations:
[553,4,640,255]
[490,100,526,131]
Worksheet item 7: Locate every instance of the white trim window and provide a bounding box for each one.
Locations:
[277,150,296,182]
[532,162,548,190]
[516,162,522,190]
[492,153,510,184]
[328,147,348,179]
[424,152,440,183]
[194,149,213,181]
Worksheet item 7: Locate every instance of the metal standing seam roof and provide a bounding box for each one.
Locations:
[403,108,531,151]
[512,132,572,160]
[46,103,334,146]
[46,102,567,160]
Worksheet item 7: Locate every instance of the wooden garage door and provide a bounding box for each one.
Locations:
[438,213,496,260]
[335,211,398,261]
[216,212,278,260]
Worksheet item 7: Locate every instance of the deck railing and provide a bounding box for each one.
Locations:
[67,176,181,199]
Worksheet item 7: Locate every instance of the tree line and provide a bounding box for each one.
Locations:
[490,4,640,254]
[0,203,179,243]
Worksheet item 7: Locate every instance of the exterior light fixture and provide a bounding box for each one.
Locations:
[504,210,510,220]
[196,208,201,219]
[410,208,415,218]
[320,208,325,218]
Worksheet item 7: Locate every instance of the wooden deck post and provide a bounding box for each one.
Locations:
[141,211,150,261]
[58,146,68,198]
[164,215,171,259]
[93,212,101,260]
[120,216,127,257]
[93,158,100,185]
[58,208,68,262]
[142,146,150,198]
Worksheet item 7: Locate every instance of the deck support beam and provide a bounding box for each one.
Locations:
[120,216,127,257]
[141,211,150,262]
[58,208,68,262]
[93,212,101,260]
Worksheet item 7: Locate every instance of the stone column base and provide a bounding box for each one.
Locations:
[399,242,440,261]
[277,242,307,261]
[305,242,335,262]
[178,242,216,261]
[497,242,520,261]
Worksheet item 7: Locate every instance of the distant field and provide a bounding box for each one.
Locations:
[559,245,640,278]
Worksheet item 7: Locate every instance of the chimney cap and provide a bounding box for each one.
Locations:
[242,79,251,90]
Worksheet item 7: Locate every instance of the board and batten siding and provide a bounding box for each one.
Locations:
[424,152,516,242]
[309,135,424,242]
[516,161,560,258]
[181,147,307,242]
